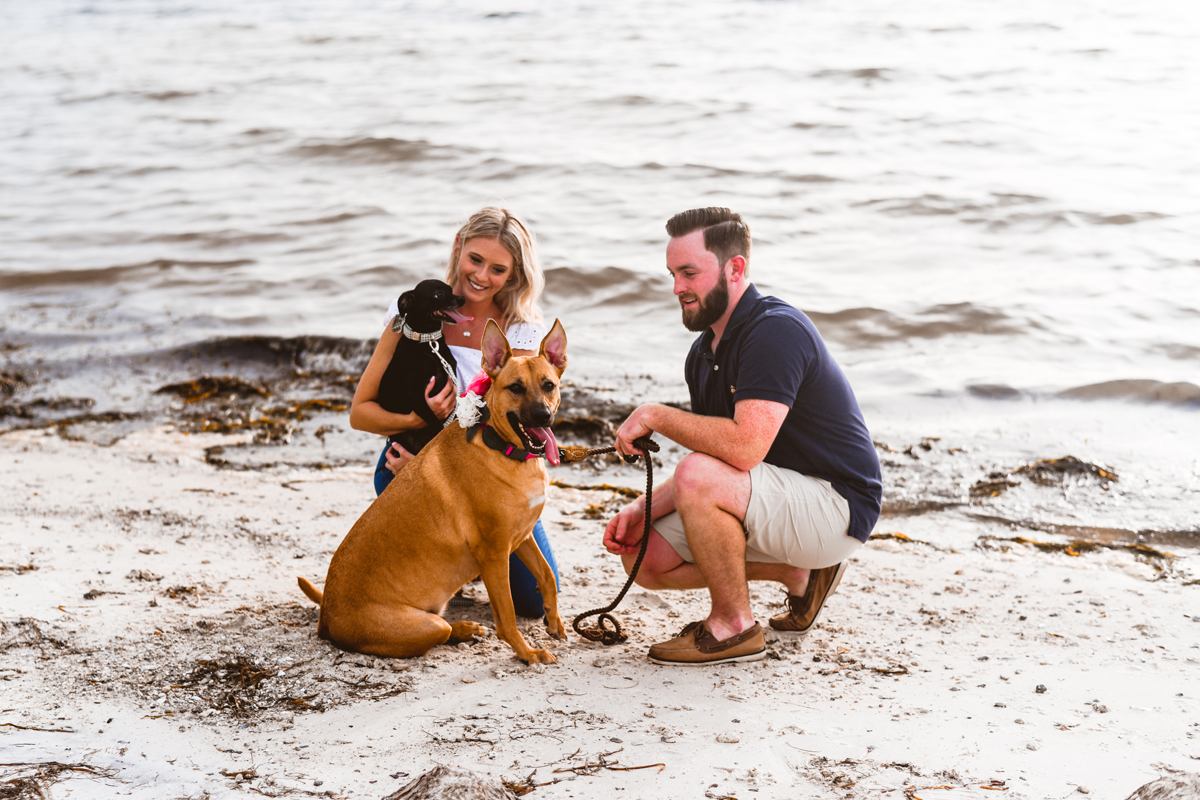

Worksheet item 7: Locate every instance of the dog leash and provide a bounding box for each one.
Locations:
[427,341,460,427]
[560,436,660,645]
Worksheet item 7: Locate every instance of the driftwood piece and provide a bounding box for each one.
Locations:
[383,765,517,800]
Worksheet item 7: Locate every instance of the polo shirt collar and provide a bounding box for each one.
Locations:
[700,283,763,351]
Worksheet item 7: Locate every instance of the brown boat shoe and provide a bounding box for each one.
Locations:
[769,561,849,634]
[647,620,766,666]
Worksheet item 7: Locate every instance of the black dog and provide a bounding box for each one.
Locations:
[376,279,470,455]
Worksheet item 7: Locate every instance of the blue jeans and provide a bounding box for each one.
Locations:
[374,444,559,618]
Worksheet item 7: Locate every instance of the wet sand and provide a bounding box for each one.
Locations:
[2,426,1197,799]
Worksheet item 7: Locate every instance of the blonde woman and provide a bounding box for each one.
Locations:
[350,206,558,617]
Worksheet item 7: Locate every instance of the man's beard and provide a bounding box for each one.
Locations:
[681,270,730,332]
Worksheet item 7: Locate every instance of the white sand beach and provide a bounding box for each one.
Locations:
[3,426,1197,799]
[5,0,1200,797]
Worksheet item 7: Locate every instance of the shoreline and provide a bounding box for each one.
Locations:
[2,426,1198,799]
[5,336,1198,552]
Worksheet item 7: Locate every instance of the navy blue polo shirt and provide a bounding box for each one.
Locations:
[685,284,882,543]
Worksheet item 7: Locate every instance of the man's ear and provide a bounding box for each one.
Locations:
[539,319,567,376]
[480,319,512,377]
[727,255,747,283]
[396,291,415,314]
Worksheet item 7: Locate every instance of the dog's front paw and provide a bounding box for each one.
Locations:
[545,617,567,640]
[522,648,558,665]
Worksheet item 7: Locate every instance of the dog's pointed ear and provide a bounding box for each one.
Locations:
[539,319,567,375]
[480,319,512,377]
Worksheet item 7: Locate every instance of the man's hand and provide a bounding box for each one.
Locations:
[603,498,647,555]
[425,377,456,421]
[614,404,658,458]
[384,441,414,475]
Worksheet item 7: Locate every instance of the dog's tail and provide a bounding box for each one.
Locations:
[297,577,323,606]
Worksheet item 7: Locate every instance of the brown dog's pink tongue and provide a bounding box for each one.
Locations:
[528,427,560,466]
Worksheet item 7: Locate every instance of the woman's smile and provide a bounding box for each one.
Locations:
[455,236,514,303]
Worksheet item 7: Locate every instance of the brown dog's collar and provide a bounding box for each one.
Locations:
[467,418,541,463]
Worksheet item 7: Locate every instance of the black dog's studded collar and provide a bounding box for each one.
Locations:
[465,408,541,462]
[391,314,444,343]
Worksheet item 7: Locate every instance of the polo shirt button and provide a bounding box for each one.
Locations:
[713,365,719,371]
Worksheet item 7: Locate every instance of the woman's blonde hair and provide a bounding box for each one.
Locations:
[445,207,544,325]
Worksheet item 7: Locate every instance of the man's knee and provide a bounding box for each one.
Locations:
[674,452,746,504]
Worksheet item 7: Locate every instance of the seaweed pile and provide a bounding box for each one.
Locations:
[0,761,119,799]
[0,618,78,659]
[970,455,1118,499]
[0,334,647,475]
[157,374,351,446]
[1,335,363,447]
[876,438,1198,551]
[43,603,419,723]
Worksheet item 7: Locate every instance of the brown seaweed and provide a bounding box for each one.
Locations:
[0,372,30,396]
[166,651,412,717]
[976,535,1175,570]
[868,532,955,552]
[550,479,642,499]
[0,618,77,658]
[155,375,269,402]
[970,455,1117,499]
[0,761,119,799]
[1013,455,1117,484]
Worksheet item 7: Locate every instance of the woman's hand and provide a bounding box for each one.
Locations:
[603,498,647,555]
[384,442,415,475]
[425,377,457,421]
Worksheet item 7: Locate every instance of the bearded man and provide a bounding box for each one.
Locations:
[604,207,882,665]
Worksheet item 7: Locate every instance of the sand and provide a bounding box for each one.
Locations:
[2,425,1198,799]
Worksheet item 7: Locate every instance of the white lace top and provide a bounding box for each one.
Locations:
[383,299,545,389]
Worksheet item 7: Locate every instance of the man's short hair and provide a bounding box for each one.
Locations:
[665,207,751,269]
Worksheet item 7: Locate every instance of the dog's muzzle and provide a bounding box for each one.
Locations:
[507,410,560,466]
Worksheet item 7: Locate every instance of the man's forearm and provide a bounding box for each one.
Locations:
[638,403,754,470]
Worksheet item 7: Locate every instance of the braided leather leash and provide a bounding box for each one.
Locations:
[559,436,660,645]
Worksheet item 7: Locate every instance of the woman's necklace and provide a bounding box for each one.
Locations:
[453,306,498,340]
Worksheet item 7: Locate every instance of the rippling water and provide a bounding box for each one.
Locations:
[2,1,1198,540]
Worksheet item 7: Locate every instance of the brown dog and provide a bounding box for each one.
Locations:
[297,319,567,664]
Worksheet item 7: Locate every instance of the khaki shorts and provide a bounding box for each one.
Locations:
[653,461,860,570]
